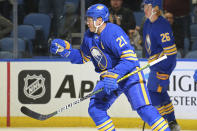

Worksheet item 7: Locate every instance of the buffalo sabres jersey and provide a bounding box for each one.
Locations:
[68,23,139,78]
[143,16,177,74]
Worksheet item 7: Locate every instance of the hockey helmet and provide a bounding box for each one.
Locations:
[144,0,153,5]
[152,0,162,9]
[86,4,109,22]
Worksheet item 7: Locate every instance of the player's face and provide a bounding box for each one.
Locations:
[86,17,102,32]
[86,17,96,32]
[144,4,152,18]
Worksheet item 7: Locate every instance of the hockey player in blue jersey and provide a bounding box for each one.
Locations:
[194,70,197,82]
[50,4,171,131]
[143,0,180,130]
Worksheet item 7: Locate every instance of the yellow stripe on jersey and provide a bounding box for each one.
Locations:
[158,51,164,58]
[164,47,177,53]
[149,53,159,60]
[164,50,177,56]
[137,67,150,105]
[120,53,137,58]
[163,44,176,50]
[124,57,138,61]
[148,52,164,63]
[122,50,134,54]
[163,44,177,56]
[121,50,138,61]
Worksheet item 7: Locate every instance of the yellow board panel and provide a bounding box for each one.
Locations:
[0,117,197,130]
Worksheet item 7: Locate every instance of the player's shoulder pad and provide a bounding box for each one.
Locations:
[154,16,171,33]
[156,16,171,29]
[105,23,125,36]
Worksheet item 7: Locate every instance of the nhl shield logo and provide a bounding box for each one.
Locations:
[24,74,46,100]
[18,70,51,104]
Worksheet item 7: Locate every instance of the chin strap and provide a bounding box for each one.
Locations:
[94,20,104,33]
[149,8,156,20]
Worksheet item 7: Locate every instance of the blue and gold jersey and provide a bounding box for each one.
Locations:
[69,23,140,78]
[68,23,151,110]
[143,16,177,74]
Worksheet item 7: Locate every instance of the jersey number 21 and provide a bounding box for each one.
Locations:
[116,36,127,47]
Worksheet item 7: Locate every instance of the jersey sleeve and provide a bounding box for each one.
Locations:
[68,31,91,64]
[154,21,177,73]
[155,22,177,56]
[103,27,139,78]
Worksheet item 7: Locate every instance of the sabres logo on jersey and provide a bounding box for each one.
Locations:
[145,34,151,55]
[97,5,104,10]
[90,47,107,70]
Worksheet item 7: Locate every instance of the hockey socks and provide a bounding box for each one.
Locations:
[96,118,115,131]
[157,102,176,122]
[137,105,170,131]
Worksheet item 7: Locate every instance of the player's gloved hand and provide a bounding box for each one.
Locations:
[103,77,118,95]
[193,70,197,82]
[100,70,119,95]
[50,38,72,57]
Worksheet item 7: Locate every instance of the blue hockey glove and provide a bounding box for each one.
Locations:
[50,38,72,57]
[100,70,120,95]
[103,77,118,95]
[193,70,197,82]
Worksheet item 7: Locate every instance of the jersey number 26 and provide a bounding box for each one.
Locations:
[160,33,171,43]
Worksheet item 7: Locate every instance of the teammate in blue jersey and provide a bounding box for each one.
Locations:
[50,4,170,131]
[194,70,197,82]
[143,0,180,130]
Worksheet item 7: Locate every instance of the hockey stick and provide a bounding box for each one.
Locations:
[21,55,167,121]
[142,121,146,131]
